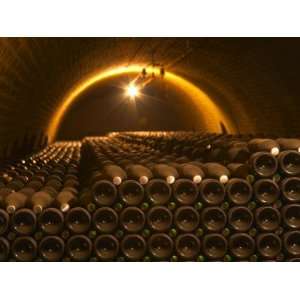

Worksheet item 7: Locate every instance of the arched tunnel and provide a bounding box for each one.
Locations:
[1,37,300,154]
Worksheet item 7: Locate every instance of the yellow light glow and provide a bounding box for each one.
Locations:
[127,84,139,98]
[47,64,238,142]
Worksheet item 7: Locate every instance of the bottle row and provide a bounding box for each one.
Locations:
[1,230,300,262]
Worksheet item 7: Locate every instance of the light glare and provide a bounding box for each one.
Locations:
[127,84,139,98]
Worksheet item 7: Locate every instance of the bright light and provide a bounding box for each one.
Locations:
[127,84,139,98]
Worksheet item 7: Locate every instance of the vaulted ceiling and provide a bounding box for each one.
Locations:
[0,37,300,155]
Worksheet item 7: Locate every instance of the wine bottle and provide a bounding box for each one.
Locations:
[147,206,172,232]
[278,150,300,176]
[226,178,253,205]
[249,152,278,178]
[151,164,179,184]
[203,233,227,260]
[120,207,145,232]
[119,180,144,206]
[125,164,153,185]
[172,179,199,205]
[148,233,173,260]
[145,179,172,205]
[282,204,300,229]
[201,207,227,232]
[12,208,37,235]
[248,138,280,156]
[175,233,200,260]
[253,179,280,205]
[199,179,225,205]
[66,235,92,261]
[255,206,281,232]
[94,234,119,261]
[65,207,91,234]
[38,208,64,235]
[121,234,146,260]
[101,164,127,185]
[228,206,253,232]
[39,236,65,261]
[283,231,300,257]
[12,236,38,262]
[92,180,118,206]
[256,233,281,259]
[229,233,255,259]
[174,206,200,232]
[93,207,118,233]
[202,163,230,184]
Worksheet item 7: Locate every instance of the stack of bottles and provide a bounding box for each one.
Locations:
[1,131,300,261]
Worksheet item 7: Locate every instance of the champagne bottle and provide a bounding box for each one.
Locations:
[282,204,300,229]
[248,138,280,156]
[249,152,278,178]
[12,236,38,262]
[174,206,200,232]
[94,234,119,261]
[125,164,153,185]
[92,180,118,206]
[119,180,144,206]
[175,233,200,260]
[203,233,227,260]
[226,163,250,179]
[228,207,253,232]
[255,206,281,232]
[147,206,172,232]
[120,207,145,233]
[278,150,300,176]
[5,187,35,214]
[66,235,92,261]
[199,179,225,205]
[229,233,255,259]
[202,163,230,184]
[101,164,127,185]
[276,138,300,152]
[175,163,204,183]
[151,164,179,184]
[12,208,37,235]
[56,189,78,212]
[201,207,227,232]
[172,179,199,205]
[148,233,173,260]
[39,236,65,261]
[256,233,281,259]
[226,178,253,205]
[121,234,146,260]
[38,208,64,235]
[145,179,172,205]
[283,231,300,257]
[93,207,118,233]
[65,207,91,234]
[253,179,280,205]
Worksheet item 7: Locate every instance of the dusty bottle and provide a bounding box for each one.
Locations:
[38,208,64,235]
[65,207,91,234]
[39,236,65,261]
[93,207,118,233]
[119,180,144,206]
[148,233,174,260]
[94,234,119,261]
[120,207,145,233]
[147,206,172,232]
[175,233,200,260]
[121,234,146,260]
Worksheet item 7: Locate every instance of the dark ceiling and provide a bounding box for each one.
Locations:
[0,37,300,153]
